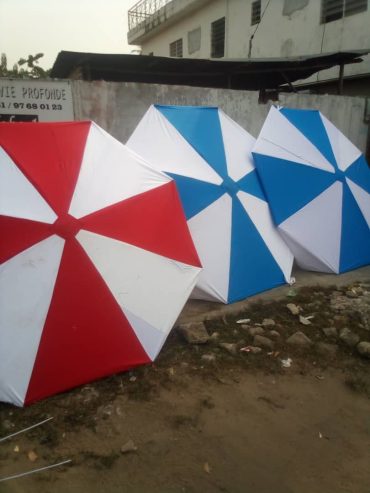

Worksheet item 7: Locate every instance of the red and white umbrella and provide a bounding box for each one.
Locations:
[0,121,201,406]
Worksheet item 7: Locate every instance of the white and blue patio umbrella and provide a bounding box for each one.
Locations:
[127,105,293,303]
[252,106,370,274]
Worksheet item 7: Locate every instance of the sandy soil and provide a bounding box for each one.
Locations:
[1,283,370,493]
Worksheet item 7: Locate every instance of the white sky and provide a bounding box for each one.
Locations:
[0,0,137,70]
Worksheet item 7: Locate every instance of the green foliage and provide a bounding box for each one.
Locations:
[0,53,51,79]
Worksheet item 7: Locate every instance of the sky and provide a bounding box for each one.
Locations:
[0,0,137,70]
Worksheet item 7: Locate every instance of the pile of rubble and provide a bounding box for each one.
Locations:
[176,283,370,364]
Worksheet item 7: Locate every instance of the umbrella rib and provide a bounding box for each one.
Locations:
[259,137,335,172]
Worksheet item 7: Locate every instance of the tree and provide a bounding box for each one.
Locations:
[0,53,51,79]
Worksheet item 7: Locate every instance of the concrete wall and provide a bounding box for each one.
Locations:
[72,80,369,155]
[131,0,370,84]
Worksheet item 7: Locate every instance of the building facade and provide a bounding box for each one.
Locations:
[127,0,370,93]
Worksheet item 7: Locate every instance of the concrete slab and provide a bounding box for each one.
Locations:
[178,265,370,324]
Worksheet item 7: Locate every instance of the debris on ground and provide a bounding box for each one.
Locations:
[120,439,137,454]
[286,303,300,315]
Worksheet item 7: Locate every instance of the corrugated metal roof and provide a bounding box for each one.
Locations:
[50,50,369,90]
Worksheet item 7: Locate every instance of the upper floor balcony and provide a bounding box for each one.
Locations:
[127,0,209,45]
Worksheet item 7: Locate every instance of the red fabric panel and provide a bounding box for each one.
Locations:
[0,216,52,264]
[82,181,201,267]
[25,238,150,405]
[0,122,90,216]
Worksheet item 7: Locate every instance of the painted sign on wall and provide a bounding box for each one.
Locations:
[0,79,74,122]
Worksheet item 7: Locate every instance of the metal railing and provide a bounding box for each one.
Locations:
[128,0,172,31]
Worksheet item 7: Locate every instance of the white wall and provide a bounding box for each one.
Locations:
[140,0,226,58]
[136,0,370,82]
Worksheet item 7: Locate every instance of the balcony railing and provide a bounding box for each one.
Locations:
[128,0,173,31]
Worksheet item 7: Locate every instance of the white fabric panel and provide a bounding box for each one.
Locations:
[320,114,362,171]
[76,229,201,334]
[346,178,370,228]
[254,106,334,172]
[278,228,335,273]
[279,182,343,273]
[123,308,168,361]
[69,123,170,219]
[237,191,294,283]
[188,194,232,303]
[0,146,57,223]
[0,235,64,406]
[218,109,256,182]
[127,106,222,185]
[253,139,326,168]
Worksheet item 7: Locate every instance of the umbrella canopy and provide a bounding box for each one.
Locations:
[0,121,201,406]
[252,106,370,273]
[127,105,293,303]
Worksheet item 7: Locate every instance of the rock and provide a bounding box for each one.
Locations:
[330,294,351,311]
[27,450,38,462]
[322,327,338,339]
[262,318,275,327]
[236,339,247,348]
[219,342,238,355]
[287,303,300,315]
[241,324,251,330]
[316,342,338,357]
[210,331,220,341]
[2,419,14,431]
[121,439,137,454]
[346,290,358,298]
[269,330,281,340]
[101,404,114,417]
[299,315,312,326]
[286,331,312,348]
[339,328,360,348]
[253,335,274,350]
[201,353,216,363]
[178,322,209,344]
[360,307,370,331]
[357,341,370,359]
[247,326,265,337]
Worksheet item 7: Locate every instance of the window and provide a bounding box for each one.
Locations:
[321,0,367,23]
[169,39,183,57]
[211,17,225,58]
[188,27,201,54]
[251,0,261,25]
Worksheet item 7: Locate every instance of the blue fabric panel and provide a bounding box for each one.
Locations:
[166,172,224,220]
[252,152,336,225]
[227,197,285,303]
[156,105,228,179]
[280,108,337,168]
[339,183,370,272]
[346,154,370,194]
[237,170,266,201]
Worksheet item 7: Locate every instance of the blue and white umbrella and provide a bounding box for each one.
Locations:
[127,105,293,303]
[252,106,370,273]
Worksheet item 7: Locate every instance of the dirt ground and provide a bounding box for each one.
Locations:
[1,279,370,493]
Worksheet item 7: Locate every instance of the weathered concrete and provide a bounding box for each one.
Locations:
[72,80,369,153]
